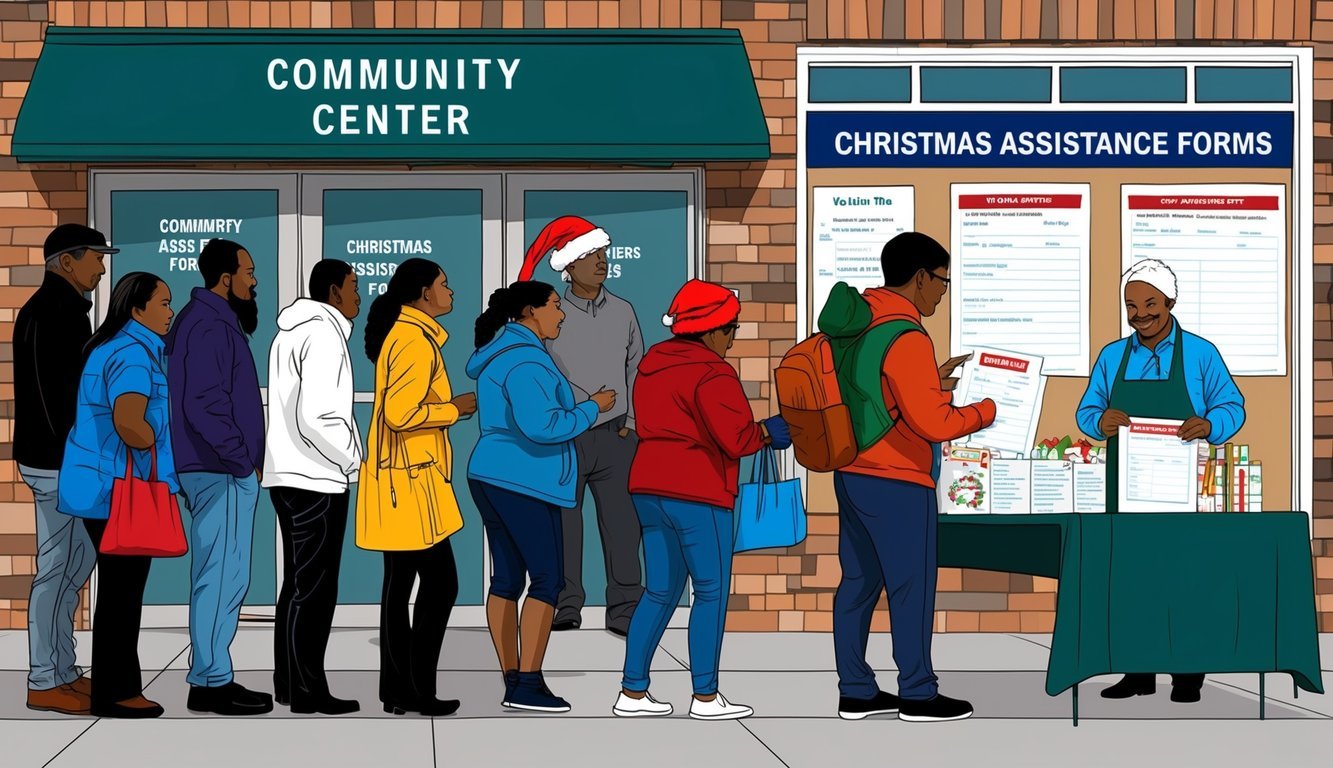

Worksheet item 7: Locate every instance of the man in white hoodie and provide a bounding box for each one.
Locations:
[264,259,363,716]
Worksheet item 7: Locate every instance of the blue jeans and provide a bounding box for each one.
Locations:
[621,494,733,697]
[179,471,259,688]
[20,466,95,690]
[832,472,940,701]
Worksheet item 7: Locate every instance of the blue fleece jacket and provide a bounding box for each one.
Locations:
[466,323,600,508]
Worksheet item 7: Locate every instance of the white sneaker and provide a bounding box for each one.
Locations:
[689,693,753,721]
[612,691,673,718]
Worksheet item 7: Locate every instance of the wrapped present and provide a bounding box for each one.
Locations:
[1063,439,1102,464]
[1034,435,1073,460]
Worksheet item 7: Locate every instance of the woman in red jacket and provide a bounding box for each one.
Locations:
[612,280,790,722]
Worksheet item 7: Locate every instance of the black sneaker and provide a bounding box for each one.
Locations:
[898,694,973,723]
[1101,674,1155,699]
[552,617,581,632]
[1170,685,1202,704]
[838,690,902,720]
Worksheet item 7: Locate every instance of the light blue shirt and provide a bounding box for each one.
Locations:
[1076,321,1246,446]
[59,320,179,520]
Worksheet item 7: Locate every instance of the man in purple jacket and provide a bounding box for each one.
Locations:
[167,239,272,716]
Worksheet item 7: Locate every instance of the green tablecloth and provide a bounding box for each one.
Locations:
[938,513,1325,697]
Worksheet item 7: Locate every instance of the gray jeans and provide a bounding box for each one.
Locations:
[556,420,644,628]
[20,466,95,690]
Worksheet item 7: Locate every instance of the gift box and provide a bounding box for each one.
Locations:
[1032,435,1072,460]
[1062,439,1105,464]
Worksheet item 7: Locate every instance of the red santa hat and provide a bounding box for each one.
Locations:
[518,215,611,282]
[662,279,741,335]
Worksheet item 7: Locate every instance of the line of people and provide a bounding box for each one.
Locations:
[19,219,993,724]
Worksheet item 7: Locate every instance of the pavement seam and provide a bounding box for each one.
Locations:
[41,720,99,768]
[1204,679,1333,719]
[739,720,793,767]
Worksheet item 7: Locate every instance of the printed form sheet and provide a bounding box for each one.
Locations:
[1121,184,1286,375]
[811,187,914,323]
[956,347,1046,457]
[1117,418,1199,513]
[951,184,1091,376]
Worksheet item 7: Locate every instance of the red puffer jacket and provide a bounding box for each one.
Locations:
[629,338,767,510]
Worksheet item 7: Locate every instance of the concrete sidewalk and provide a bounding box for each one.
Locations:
[2,627,1331,767]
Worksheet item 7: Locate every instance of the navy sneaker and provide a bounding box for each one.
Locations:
[838,690,902,720]
[504,671,571,713]
[501,670,519,708]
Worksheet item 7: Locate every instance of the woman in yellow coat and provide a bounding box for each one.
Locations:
[357,258,477,717]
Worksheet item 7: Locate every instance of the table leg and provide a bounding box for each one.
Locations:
[1072,684,1079,727]
[1294,678,1299,699]
[1259,674,1265,721]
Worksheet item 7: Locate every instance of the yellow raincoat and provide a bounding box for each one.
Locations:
[356,306,464,551]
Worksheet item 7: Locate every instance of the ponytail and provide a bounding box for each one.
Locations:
[475,280,558,348]
[363,257,444,364]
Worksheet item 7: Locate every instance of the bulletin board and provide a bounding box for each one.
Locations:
[803,167,1294,513]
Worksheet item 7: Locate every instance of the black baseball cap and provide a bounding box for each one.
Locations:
[43,223,119,263]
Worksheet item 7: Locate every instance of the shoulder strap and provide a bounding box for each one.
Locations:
[834,319,924,450]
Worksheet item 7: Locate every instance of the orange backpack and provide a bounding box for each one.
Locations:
[775,320,920,472]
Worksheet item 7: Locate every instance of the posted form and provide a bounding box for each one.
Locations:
[950,184,1091,376]
[1117,418,1200,513]
[1121,185,1286,375]
[811,187,914,322]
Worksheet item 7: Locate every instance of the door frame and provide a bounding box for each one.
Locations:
[88,170,301,628]
[299,172,505,628]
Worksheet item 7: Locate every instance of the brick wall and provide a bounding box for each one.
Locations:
[0,0,1329,633]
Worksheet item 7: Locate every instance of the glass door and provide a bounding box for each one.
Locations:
[301,173,503,623]
[505,171,702,618]
[90,172,300,626]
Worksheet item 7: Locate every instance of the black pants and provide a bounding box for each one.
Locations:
[272,487,348,702]
[82,518,152,709]
[1121,673,1205,690]
[380,538,458,706]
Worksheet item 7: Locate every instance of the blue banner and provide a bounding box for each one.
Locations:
[805,111,1294,168]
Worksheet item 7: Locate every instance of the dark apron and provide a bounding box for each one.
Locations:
[1105,323,1195,514]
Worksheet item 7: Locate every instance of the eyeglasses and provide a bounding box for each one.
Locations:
[927,271,951,289]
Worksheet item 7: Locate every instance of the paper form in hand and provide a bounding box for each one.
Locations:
[1117,418,1199,513]
[956,346,1046,456]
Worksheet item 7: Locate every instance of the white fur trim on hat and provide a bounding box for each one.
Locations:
[550,228,611,273]
[1122,259,1178,301]
[662,313,674,327]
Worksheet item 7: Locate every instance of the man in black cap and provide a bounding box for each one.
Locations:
[14,224,112,715]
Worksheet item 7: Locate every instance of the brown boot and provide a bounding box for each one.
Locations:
[27,686,92,715]
[67,676,92,698]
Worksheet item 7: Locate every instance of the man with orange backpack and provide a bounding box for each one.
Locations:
[811,232,995,723]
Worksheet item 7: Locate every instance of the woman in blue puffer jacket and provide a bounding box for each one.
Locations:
[465,280,616,715]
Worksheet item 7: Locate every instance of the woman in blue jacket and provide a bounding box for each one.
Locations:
[60,272,177,719]
[466,280,616,714]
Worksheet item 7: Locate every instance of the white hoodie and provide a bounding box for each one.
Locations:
[263,299,363,494]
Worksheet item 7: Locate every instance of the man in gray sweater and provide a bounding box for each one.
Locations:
[520,215,645,636]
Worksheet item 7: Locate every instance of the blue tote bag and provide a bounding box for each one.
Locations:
[734,447,807,553]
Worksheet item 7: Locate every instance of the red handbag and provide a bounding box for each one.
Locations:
[101,445,188,558]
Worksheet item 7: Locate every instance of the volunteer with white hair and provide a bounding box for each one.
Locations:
[1075,258,1245,704]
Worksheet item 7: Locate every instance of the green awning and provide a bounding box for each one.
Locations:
[14,28,770,163]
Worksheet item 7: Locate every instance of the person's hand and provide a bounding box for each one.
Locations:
[941,377,959,392]
[451,392,478,417]
[938,353,972,380]
[1177,416,1212,443]
[255,468,263,483]
[763,416,792,450]
[590,387,617,413]
[1099,408,1132,438]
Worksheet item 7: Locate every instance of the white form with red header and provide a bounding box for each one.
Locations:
[1121,185,1286,375]
[956,346,1047,457]
[1117,417,1200,513]
[950,184,1091,376]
